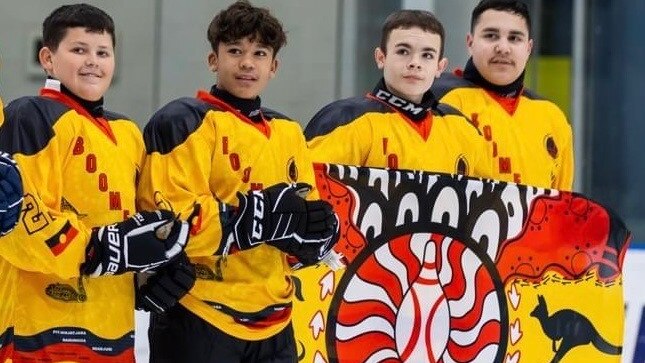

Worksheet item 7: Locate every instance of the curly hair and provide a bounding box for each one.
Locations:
[207,0,287,57]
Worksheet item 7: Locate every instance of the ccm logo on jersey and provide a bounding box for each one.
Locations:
[251,192,266,240]
[374,89,424,115]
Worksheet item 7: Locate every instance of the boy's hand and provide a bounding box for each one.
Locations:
[0,152,24,236]
[135,252,196,313]
[81,210,190,277]
[273,216,340,269]
[230,183,337,251]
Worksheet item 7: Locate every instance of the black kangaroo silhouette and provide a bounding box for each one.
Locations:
[530,294,622,363]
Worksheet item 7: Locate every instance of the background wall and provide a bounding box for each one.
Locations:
[0,0,475,126]
[0,0,341,126]
[0,1,157,126]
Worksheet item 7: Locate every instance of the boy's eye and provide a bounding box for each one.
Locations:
[395,48,409,56]
[255,50,268,57]
[509,35,523,43]
[422,52,435,60]
[227,48,242,55]
[483,33,499,40]
[97,50,111,58]
[72,47,85,54]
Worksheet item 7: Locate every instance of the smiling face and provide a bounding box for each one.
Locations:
[375,27,447,104]
[208,36,278,100]
[39,27,115,101]
[467,9,533,86]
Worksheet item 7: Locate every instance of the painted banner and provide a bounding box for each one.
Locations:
[292,163,631,363]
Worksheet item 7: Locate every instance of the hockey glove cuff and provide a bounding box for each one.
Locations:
[81,210,190,277]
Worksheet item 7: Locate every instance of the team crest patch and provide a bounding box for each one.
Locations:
[195,263,221,281]
[545,135,558,159]
[287,157,298,182]
[45,221,78,256]
[45,278,87,302]
[456,154,469,175]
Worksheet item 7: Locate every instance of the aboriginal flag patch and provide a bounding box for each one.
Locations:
[45,221,78,256]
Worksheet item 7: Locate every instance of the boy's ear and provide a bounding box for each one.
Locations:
[269,57,279,79]
[207,51,218,72]
[436,57,449,78]
[39,47,54,75]
[374,47,386,70]
[466,33,474,55]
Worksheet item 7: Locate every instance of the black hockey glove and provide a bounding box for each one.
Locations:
[228,183,338,256]
[0,152,23,236]
[81,210,190,277]
[270,211,340,269]
[135,252,196,313]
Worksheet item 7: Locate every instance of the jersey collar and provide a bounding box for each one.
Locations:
[368,78,437,122]
[197,88,270,138]
[461,58,524,115]
[40,78,117,144]
[210,85,263,123]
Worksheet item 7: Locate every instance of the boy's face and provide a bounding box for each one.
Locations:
[375,27,447,104]
[467,9,533,86]
[39,27,115,101]
[208,36,278,99]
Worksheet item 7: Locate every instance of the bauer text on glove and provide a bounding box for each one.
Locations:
[81,210,190,277]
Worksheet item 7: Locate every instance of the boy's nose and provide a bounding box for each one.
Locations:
[84,55,98,67]
[239,56,254,69]
[494,42,511,54]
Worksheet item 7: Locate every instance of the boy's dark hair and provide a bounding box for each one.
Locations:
[207,0,287,57]
[380,10,445,58]
[471,0,531,36]
[43,4,116,51]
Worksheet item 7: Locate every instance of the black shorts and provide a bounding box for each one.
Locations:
[148,304,297,363]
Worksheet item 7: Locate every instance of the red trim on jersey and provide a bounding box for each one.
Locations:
[366,93,433,141]
[40,88,117,144]
[452,68,522,115]
[196,90,271,138]
[239,306,292,329]
[485,89,522,116]
[12,343,134,363]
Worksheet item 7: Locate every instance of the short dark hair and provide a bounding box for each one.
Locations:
[42,4,115,51]
[207,0,287,57]
[471,0,531,36]
[380,10,445,58]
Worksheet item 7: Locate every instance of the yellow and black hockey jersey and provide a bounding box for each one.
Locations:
[0,81,145,362]
[0,95,17,362]
[432,61,574,190]
[137,88,317,341]
[0,258,15,362]
[305,79,493,178]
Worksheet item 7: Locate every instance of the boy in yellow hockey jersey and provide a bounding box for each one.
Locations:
[0,96,24,361]
[305,9,492,178]
[0,4,193,362]
[432,0,574,190]
[136,1,339,362]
